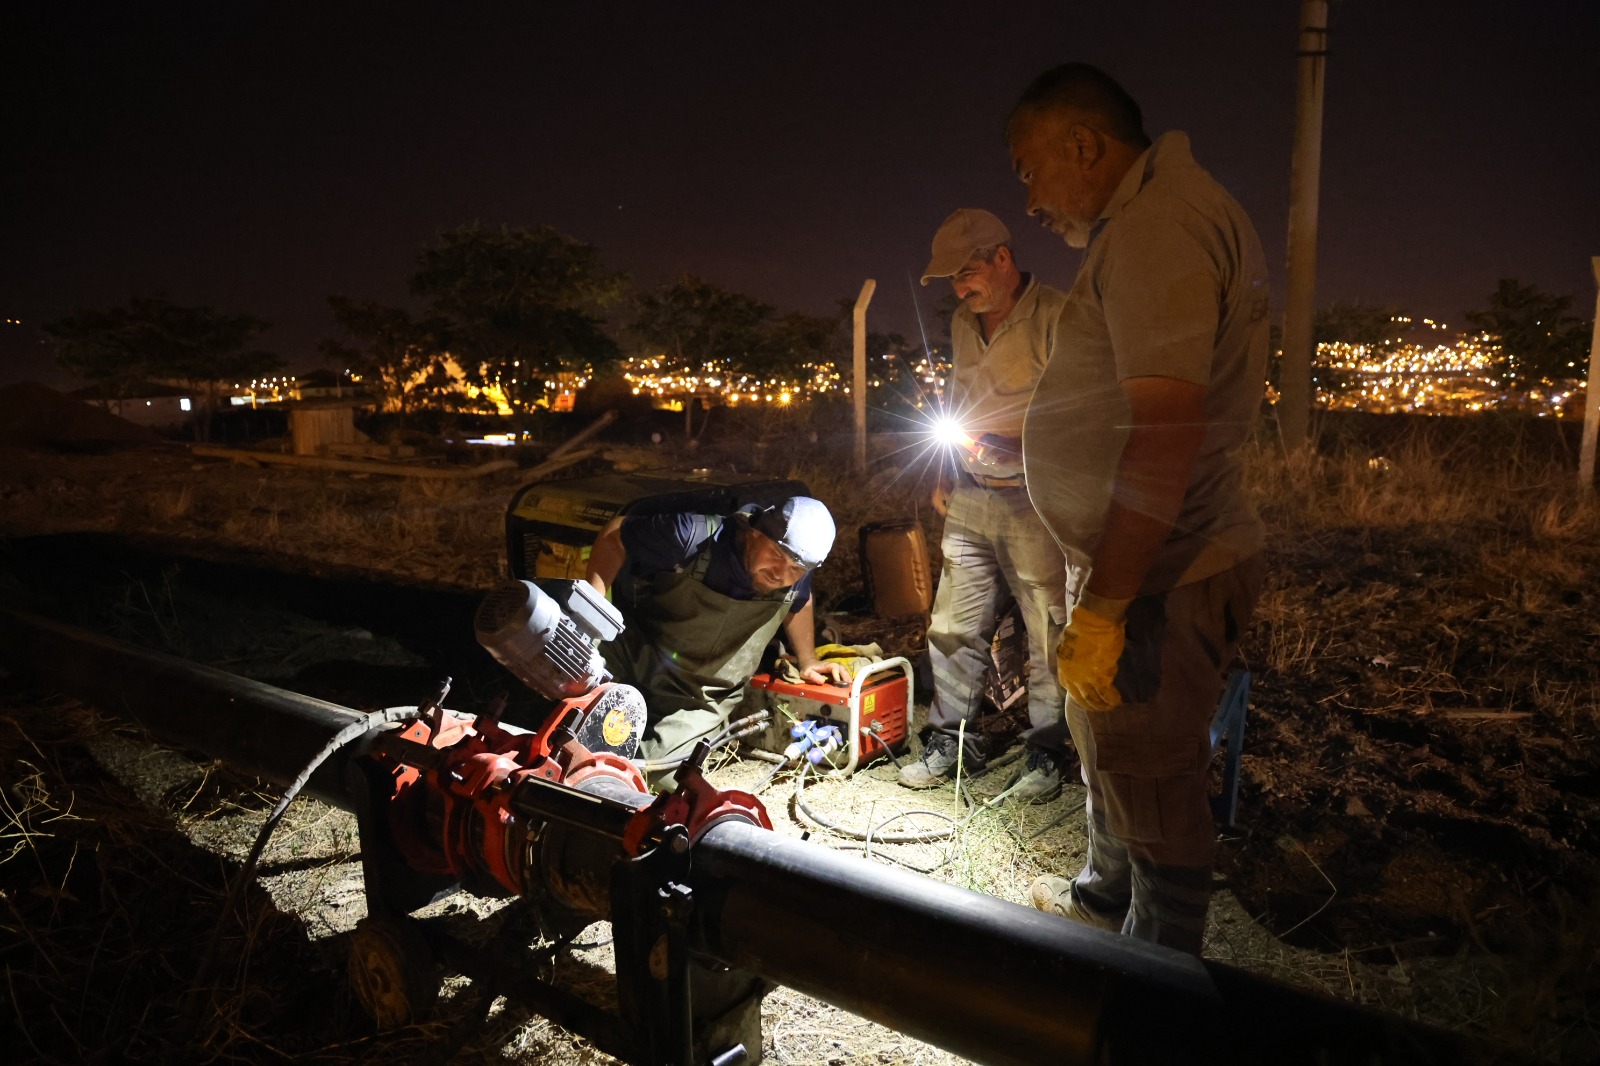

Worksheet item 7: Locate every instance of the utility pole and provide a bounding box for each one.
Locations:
[1280,0,1330,450]
[1580,257,1600,493]
[853,278,876,474]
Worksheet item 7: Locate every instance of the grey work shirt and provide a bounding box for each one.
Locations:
[948,274,1068,479]
[1022,131,1269,593]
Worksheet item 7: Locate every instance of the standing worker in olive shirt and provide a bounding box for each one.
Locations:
[1009,64,1269,954]
[900,208,1073,803]
[585,496,848,769]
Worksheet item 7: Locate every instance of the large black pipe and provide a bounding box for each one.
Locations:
[2,610,1484,1066]
[691,820,1478,1066]
[0,608,372,808]
[693,820,1202,1065]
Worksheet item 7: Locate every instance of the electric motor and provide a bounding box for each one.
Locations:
[474,579,624,700]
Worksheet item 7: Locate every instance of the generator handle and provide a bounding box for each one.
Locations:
[825,655,913,779]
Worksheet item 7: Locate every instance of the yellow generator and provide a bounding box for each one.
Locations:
[504,470,808,581]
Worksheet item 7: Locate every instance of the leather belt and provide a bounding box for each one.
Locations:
[966,471,1025,490]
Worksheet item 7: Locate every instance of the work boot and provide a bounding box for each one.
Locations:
[897,733,979,789]
[1028,875,1122,932]
[997,747,1063,805]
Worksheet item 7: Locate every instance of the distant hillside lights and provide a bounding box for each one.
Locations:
[229,374,299,406]
[621,354,844,409]
[471,366,590,414]
[1310,321,1586,418]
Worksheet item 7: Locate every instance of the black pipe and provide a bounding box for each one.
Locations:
[0,608,374,809]
[693,819,1211,1066]
[690,820,1480,1066]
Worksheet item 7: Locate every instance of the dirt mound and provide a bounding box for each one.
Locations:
[0,381,157,448]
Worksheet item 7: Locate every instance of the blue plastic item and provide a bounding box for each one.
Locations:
[1208,668,1251,828]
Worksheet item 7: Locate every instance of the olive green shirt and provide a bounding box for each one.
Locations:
[1022,131,1269,592]
[948,274,1068,480]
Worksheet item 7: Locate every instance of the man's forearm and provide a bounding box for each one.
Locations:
[584,518,628,597]
[1084,377,1207,601]
[783,600,820,664]
[784,597,851,684]
[1086,436,1195,599]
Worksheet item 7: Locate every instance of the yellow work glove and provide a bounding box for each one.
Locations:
[1057,598,1128,711]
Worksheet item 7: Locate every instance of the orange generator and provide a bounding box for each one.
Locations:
[744,657,912,777]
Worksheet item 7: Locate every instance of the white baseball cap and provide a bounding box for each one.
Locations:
[750,496,835,570]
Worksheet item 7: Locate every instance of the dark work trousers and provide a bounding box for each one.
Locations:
[1067,554,1265,954]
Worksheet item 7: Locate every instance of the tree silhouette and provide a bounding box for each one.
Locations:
[320,297,452,422]
[44,296,278,441]
[630,274,774,373]
[411,223,624,416]
[1466,279,1590,388]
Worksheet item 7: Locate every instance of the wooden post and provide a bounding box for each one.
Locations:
[1279,0,1330,451]
[853,279,877,474]
[547,409,618,462]
[1580,257,1600,493]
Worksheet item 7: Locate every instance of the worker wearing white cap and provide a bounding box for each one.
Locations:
[585,496,847,769]
[902,207,1073,803]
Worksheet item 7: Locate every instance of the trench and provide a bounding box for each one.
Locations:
[0,530,553,723]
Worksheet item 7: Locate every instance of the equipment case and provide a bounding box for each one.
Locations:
[859,520,932,618]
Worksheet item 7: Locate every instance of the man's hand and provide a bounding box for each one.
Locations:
[796,657,852,685]
[1057,602,1125,711]
[931,479,953,516]
[974,433,1022,466]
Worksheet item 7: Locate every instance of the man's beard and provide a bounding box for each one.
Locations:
[1040,209,1093,250]
[1057,218,1093,249]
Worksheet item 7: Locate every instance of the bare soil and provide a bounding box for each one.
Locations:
[1,397,1598,1064]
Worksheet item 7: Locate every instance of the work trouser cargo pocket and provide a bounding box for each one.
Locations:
[1093,731,1211,845]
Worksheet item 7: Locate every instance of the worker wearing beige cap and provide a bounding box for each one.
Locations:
[899,207,1072,804]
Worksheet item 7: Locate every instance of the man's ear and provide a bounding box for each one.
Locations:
[1068,121,1105,168]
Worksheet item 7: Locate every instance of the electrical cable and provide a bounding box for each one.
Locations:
[748,755,792,795]
[858,725,904,768]
[632,709,771,774]
[706,709,770,749]
[822,839,947,875]
[184,702,421,1033]
[789,759,981,845]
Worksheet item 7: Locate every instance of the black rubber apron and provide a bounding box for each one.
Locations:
[603,540,795,763]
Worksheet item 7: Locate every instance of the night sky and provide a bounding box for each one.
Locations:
[4,1,1597,388]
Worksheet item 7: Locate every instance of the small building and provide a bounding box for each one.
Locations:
[69,380,196,429]
[288,401,366,456]
[286,400,414,459]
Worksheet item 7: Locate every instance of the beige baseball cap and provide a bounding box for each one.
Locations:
[920,208,1011,285]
